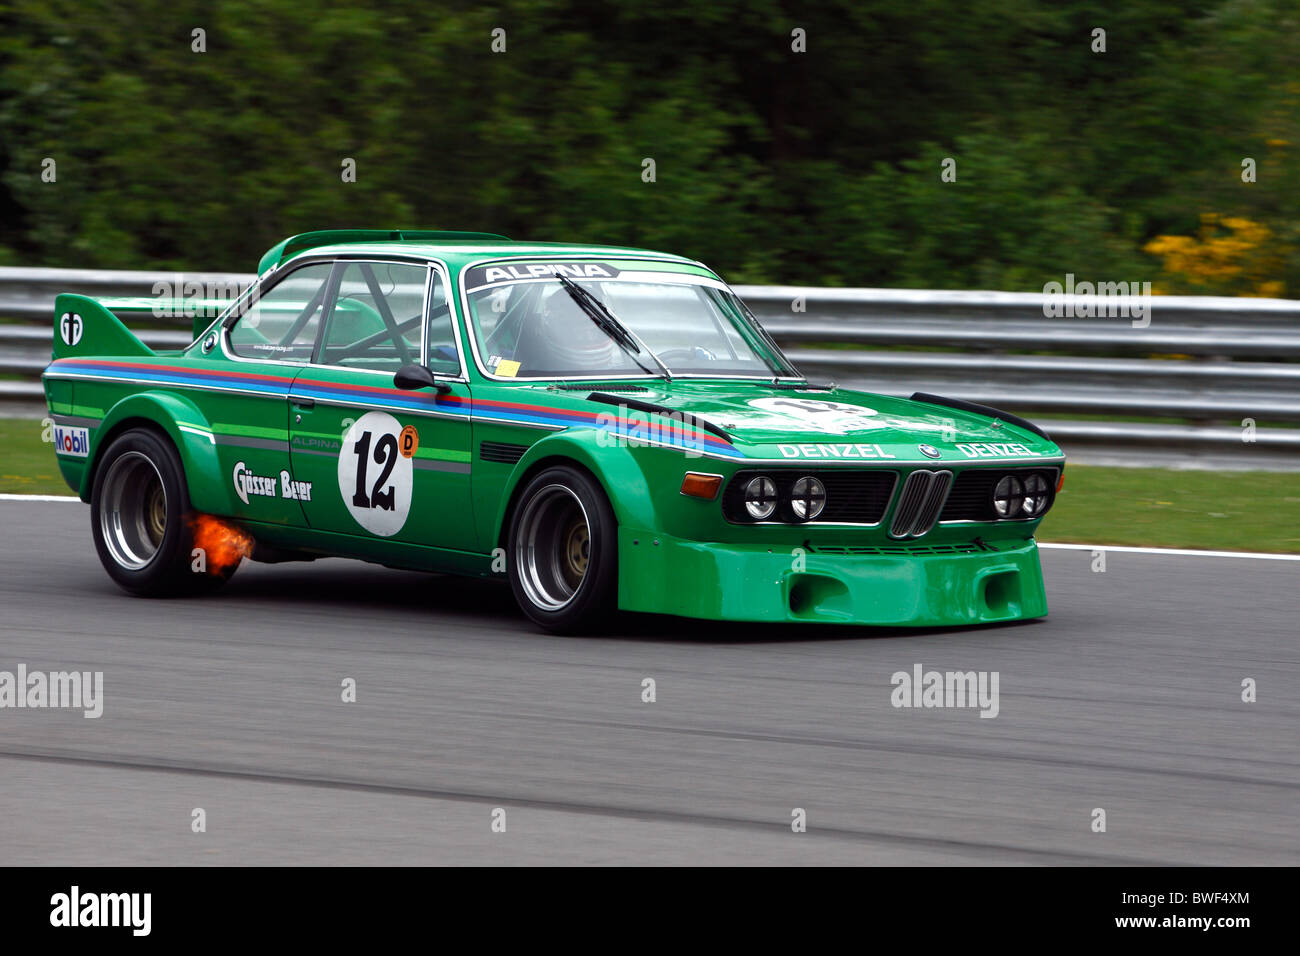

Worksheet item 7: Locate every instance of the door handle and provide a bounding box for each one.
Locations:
[292,398,315,409]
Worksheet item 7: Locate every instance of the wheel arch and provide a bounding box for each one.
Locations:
[85,392,237,514]
[492,429,655,550]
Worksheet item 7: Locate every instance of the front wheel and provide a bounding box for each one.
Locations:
[91,427,236,596]
[507,465,617,632]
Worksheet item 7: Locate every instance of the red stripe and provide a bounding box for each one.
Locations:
[296,376,468,404]
[472,396,731,446]
[49,359,731,447]
[53,358,295,386]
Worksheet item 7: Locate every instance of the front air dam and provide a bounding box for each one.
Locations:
[786,573,854,622]
[977,567,1024,620]
[616,528,1049,626]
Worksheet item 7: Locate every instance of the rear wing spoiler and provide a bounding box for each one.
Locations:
[52,294,155,360]
[50,293,243,361]
[98,295,239,340]
[257,229,511,275]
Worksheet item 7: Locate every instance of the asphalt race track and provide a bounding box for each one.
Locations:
[1,499,1296,865]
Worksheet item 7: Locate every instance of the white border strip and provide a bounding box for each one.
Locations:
[0,495,1295,559]
[1039,542,1300,561]
[0,493,81,502]
[177,424,215,444]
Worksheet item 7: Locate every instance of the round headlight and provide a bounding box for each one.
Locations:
[992,475,1025,518]
[743,476,778,520]
[1021,473,1049,516]
[790,476,827,520]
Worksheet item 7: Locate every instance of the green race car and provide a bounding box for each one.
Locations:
[43,229,1064,631]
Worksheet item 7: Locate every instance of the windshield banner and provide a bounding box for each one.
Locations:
[464,261,623,291]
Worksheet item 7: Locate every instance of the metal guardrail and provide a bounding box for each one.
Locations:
[0,266,252,321]
[738,286,1300,464]
[3,267,1299,465]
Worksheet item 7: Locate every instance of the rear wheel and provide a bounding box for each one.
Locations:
[507,465,617,632]
[91,427,236,596]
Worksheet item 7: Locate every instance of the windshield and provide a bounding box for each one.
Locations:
[464,264,799,379]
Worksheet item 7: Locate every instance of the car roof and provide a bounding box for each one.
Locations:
[263,231,706,276]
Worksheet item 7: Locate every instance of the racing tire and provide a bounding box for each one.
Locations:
[91,427,236,596]
[507,465,617,632]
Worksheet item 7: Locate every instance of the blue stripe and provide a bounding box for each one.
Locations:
[480,405,743,457]
[290,382,456,415]
[49,363,745,458]
[52,363,293,397]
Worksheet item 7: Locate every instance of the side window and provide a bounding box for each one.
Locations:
[319,261,426,372]
[424,272,460,375]
[229,263,333,361]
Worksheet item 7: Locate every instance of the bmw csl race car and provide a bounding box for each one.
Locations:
[43,230,1064,631]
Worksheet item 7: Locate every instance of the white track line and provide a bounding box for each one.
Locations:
[0,493,80,502]
[0,494,1295,560]
[1039,542,1300,561]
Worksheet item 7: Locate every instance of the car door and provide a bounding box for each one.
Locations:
[286,258,477,549]
[217,260,336,526]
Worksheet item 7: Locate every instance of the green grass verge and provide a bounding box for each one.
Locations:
[0,417,72,495]
[1039,465,1300,553]
[0,418,1296,552]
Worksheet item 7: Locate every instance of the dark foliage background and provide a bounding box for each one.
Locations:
[0,0,1296,292]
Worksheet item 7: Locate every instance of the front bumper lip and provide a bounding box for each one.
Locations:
[616,530,1048,626]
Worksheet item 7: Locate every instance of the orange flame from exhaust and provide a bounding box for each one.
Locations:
[189,514,254,574]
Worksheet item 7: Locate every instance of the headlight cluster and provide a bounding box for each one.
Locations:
[992,473,1051,518]
[743,474,826,521]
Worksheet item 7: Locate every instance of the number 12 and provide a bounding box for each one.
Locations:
[351,430,398,510]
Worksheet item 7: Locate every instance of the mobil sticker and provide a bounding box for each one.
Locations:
[53,424,90,457]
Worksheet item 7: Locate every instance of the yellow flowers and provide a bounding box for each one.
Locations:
[1144,214,1285,296]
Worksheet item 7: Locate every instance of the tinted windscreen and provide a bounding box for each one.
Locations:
[465,267,795,379]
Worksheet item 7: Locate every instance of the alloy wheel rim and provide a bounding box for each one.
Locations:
[99,451,167,570]
[516,484,591,611]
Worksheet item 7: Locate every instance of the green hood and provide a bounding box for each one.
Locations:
[614,381,1062,464]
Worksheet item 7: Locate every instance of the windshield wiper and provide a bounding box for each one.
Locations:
[555,275,672,381]
[731,294,799,378]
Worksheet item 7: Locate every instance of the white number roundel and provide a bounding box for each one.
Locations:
[337,411,413,536]
[747,397,879,432]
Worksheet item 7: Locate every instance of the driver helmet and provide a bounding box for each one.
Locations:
[537,286,620,369]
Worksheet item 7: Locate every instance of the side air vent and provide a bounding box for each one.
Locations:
[805,540,999,556]
[888,469,953,539]
[480,441,528,464]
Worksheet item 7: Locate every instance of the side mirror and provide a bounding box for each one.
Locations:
[394,363,451,394]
